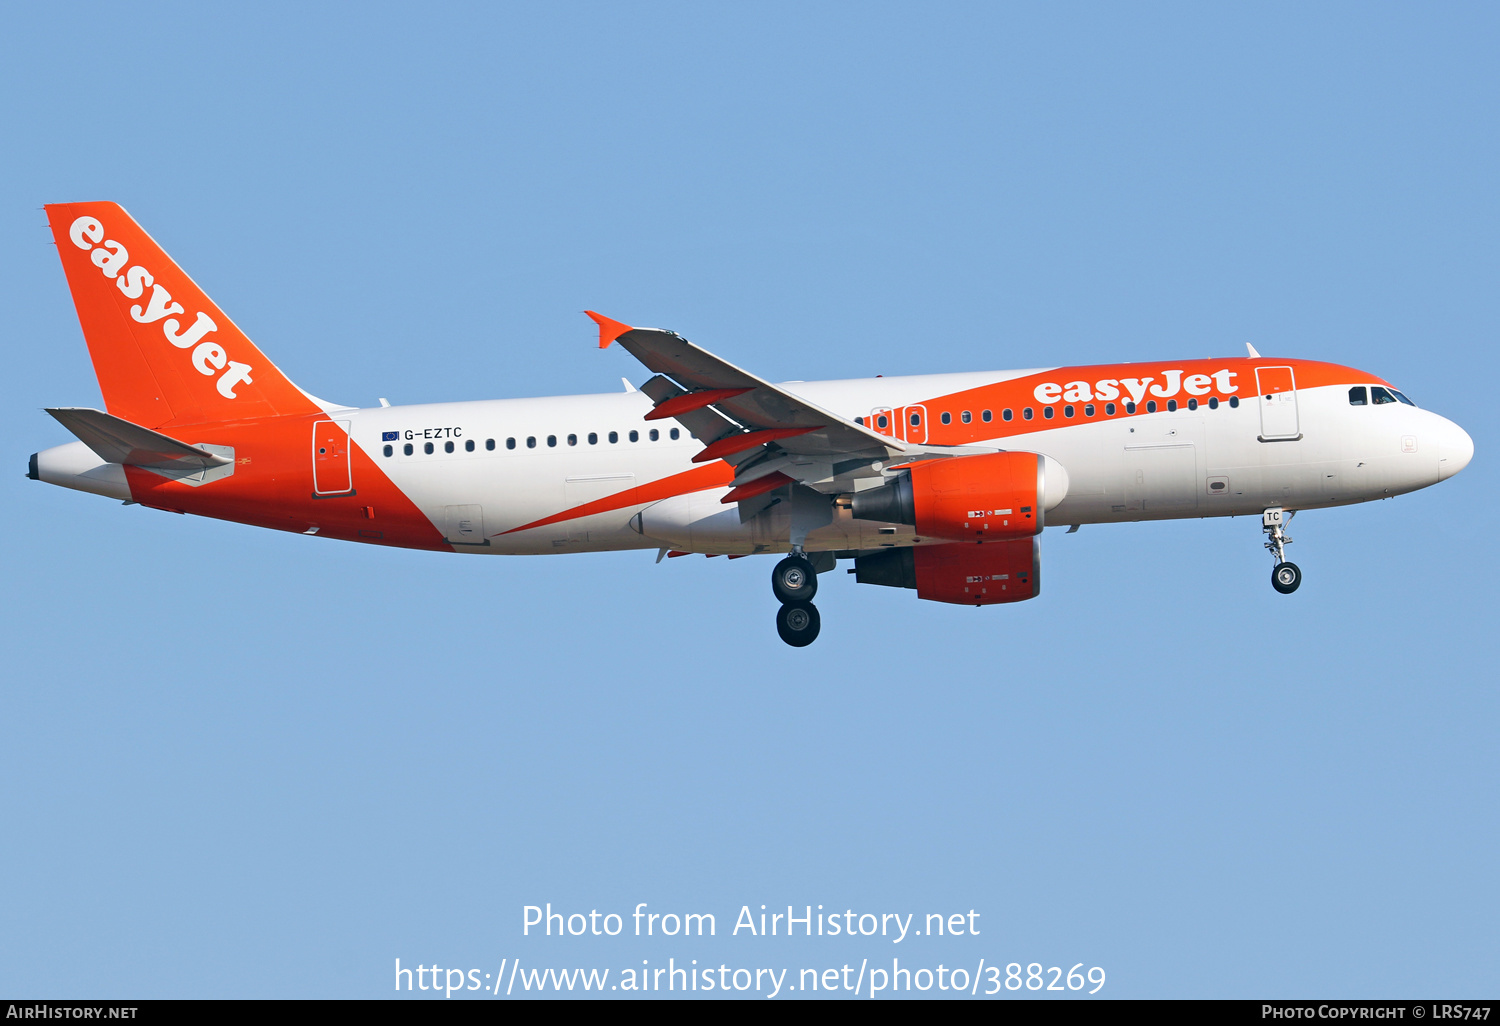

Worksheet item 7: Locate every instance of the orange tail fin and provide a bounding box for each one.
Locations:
[46,202,322,429]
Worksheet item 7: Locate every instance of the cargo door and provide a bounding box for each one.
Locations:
[312,420,353,495]
[564,473,636,544]
[444,504,486,546]
[1256,366,1300,441]
[1123,443,1198,512]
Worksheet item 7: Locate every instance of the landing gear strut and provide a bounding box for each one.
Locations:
[772,552,821,646]
[1263,507,1301,594]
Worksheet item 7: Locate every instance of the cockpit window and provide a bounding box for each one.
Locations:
[1391,389,1416,407]
[1348,386,1367,406]
[1371,386,1397,405]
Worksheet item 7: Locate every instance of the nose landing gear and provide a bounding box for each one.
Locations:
[772,552,822,646]
[1263,507,1301,594]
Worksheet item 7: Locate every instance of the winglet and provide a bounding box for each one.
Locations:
[585,310,633,349]
[1246,342,1262,358]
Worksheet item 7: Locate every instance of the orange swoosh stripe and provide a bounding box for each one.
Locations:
[497,462,734,536]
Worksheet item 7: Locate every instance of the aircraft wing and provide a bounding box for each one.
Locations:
[587,311,905,472]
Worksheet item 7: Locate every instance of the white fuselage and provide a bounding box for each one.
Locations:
[333,370,1471,556]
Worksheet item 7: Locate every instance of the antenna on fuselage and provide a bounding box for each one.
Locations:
[1245,342,1262,358]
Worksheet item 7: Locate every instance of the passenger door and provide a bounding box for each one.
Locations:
[312,420,353,495]
[1255,366,1300,441]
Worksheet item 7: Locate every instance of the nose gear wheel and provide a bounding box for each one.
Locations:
[1262,507,1302,594]
[1272,562,1302,593]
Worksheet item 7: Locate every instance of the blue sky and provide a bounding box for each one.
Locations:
[2,2,1496,999]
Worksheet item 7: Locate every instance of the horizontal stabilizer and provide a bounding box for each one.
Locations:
[45,407,231,471]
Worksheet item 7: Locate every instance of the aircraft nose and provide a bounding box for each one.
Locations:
[1437,417,1474,480]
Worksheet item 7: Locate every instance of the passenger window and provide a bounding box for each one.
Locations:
[1126,401,1137,414]
[1063,405,1074,418]
[444,440,455,453]
[465,439,475,452]
[1371,387,1396,405]
[648,429,658,441]
[382,444,393,457]
[588,432,598,445]
[567,434,577,446]
[855,416,864,425]
[629,430,639,442]
[1208,397,1219,409]
[526,436,536,448]
[502,438,512,450]
[910,413,921,427]
[1023,408,1033,420]
[1349,386,1368,406]
[981,410,992,422]
[1105,402,1116,415]
[609,431,618,443]
[547,435,557,447]
[1229,396,1239,408]
[670,428,680,439]
[1044,407,1055,419]
[424,442,434,454]
[1146,401,1158,413]
[877,415,889,429]
[1002,409,1013,422]
[1186,398,1197,411]
[403,443,413,455]
[1166,400,1177,412]
[1084,404,1095,417]
[940,412,951,425]
[961,410,972,424]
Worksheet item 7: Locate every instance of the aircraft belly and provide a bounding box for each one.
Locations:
[637,490,901,554]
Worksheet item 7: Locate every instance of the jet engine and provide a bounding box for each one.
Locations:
[854,537,1040,606]
[849,451,1069,541]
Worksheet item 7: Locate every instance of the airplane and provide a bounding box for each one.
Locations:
[29,202,1475,646]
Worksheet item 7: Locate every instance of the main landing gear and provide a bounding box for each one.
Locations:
[1263,507,1302,594]
[772,553,821,646]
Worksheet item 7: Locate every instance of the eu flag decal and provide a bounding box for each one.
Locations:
[382,431,399,441]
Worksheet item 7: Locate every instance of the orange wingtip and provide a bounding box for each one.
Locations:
[585,310,633,349]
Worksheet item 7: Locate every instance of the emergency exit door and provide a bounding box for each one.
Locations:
[867,405,927,443]
[1255,367,1301,441]
[312,420,353,494]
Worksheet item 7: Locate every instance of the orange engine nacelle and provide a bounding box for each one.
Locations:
[850,451,1054,542]
[853,537,1040,606]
